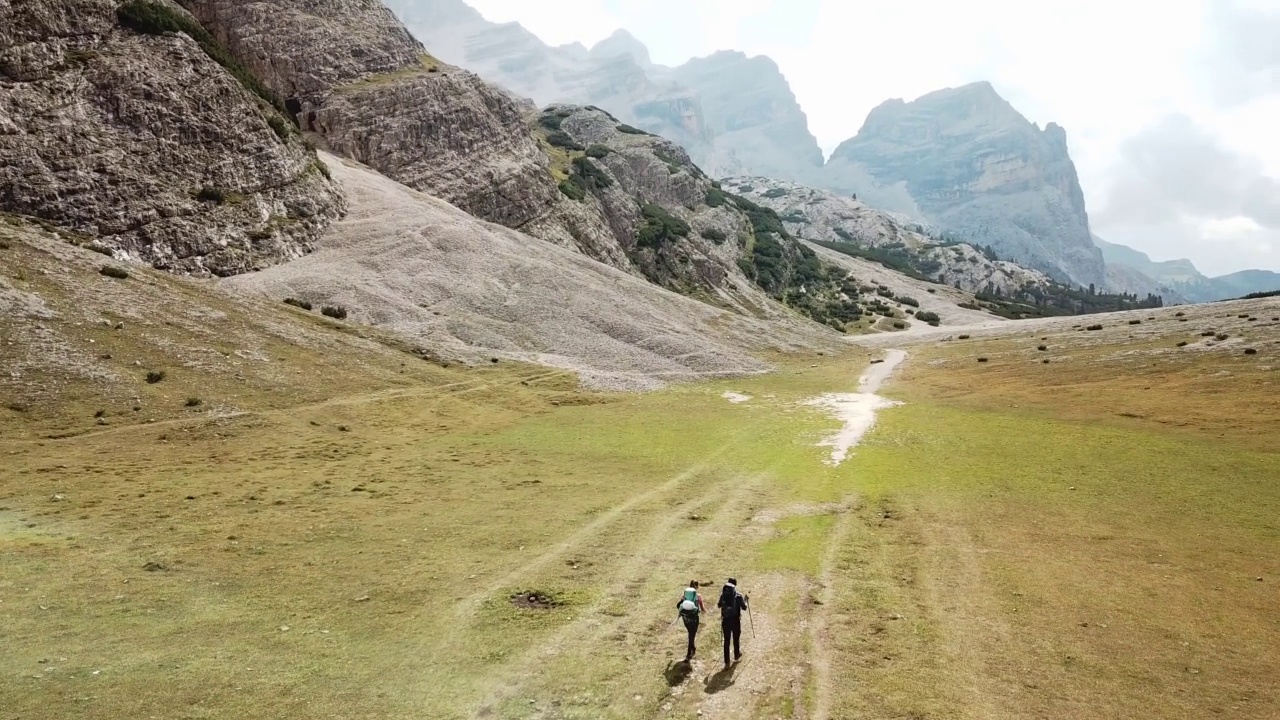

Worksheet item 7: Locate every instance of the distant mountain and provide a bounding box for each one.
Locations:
[1095,238,1280,302]
[382,0,824,181]
[822,82,1104,288]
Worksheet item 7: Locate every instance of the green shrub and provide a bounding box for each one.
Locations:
[538,114,564,132]
[145,370,166,384]
[896,295,920,307]
[196,187,227,203]
[893,321,906,329]
[585,144,611,159]
[267,115,290,140]
[1215,333,1229,341]
[977,357,989,363]
[915,310,940,324]
[617,124,647,135]
[100,265,129,279]
[701,228,727,244]
[185,397,202,407]
[544,130,583,150]
[558,177,586,201]
[1176,341,1189,347]
[762,188,788,199]
[283,298,312,311]
[636,204,690,248]
[1087,324,1104,331]
[321,305,348,320]
[705,188,727,208]
[1244,348,1258,355]
[1128,319,1142,325]
[571,156,613,188]
[958,334,971,340]
[312,159,332,180]
[927,288,937,294]
[1037,344,1048,351]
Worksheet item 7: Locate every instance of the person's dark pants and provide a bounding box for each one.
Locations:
[722,616,742,664]
[683,618,698,660]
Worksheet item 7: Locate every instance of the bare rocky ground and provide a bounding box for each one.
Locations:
[221,153,849,390]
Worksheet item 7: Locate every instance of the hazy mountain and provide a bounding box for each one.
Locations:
[382,0,824,181]
[823,82,1105,288]
[1096,237,1280,302]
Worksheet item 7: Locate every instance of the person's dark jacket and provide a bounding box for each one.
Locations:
[717,584,747,620]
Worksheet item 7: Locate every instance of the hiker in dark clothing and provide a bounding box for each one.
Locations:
[676,580,706,662]
[717,578,749,666]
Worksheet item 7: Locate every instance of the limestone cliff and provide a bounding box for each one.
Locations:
[823,82,1105,288]
[178,0,558,229]
[0,0,345,276]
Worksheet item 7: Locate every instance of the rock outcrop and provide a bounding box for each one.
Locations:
[0,0,345,276]
[723,176,1054,297]
[178,0,559,230]
[822,82,1105,288]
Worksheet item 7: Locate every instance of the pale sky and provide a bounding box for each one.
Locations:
[463,0,1280,275]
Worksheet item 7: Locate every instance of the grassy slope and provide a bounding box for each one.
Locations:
[0,218,871,719]
[831,308,1280,719]
[3,216,1277,719]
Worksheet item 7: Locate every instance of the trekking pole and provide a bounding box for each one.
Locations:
[665,614,681,632]
[747,602,756,638]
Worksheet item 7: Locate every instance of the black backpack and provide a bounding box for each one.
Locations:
[718,585,741,618]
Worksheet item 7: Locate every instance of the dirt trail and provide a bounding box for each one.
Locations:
[805,349,907,466]
[696,351,910,720]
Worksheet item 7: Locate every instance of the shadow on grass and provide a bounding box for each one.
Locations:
[664,660,693,687]
[704,661,740,694]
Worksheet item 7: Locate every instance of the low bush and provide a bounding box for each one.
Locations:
[99,265,129,279]
[1037,344,1048,351]
[267,115,290,140]
[544,130,583,150]
[145,370,166,384]
[1129,319,1142,325]
[558,178,586,201]
[896,295,920,307]
[196,187,227,203]
[636,203,690,248]
[571,156,613,188]
[321,306,348,320]
[617,124,647,135]
[705,188,728,208]
[977,357,989,363]
[1176,311,1185,317]
[1201,331,1216,337]
[585,144,610,159]
[927,288,937,294]
[762,188,788,199]
[283,298,312,311]
[1244,348,1258,355]
[1177,341,1189,347]
[958,334,971,340]
[1238,313,1250,319]
[701,228,727,244]
[185,397,202,407]
[1086,324,1103,331]
[892,321,906,329]
[915,310,940,324]
[1215,333,1229,341]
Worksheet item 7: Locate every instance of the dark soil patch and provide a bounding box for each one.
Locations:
[510,591,558,610]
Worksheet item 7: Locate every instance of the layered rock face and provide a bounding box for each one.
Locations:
[723,176,1054,296]
[0,0,345,275]
[181,0,559,228]
[824,82,1105,287]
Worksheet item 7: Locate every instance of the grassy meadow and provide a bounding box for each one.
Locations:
[3,222,1278,719]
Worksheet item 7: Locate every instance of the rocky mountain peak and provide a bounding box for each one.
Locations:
[590,29,651,67]
[824,81,1104,287]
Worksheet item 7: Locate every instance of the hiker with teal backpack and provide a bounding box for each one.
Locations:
[676,580,706,662]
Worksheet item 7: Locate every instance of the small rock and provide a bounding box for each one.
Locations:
[142,561,167,572]
[1258,577,1265,582]
[353,594,371,602]
[279,625,290,632]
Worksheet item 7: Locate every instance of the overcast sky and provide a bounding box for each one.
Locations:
[463,0,1279,275]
